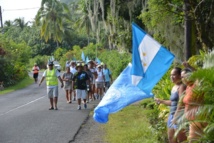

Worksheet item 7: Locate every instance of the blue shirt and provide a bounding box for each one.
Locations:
[103,68,111,82]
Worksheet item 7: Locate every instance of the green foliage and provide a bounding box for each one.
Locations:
[36,0,72,43]
[153,67,173,100]
[139,0,185,59]
[54,47,66,61]
[99,50,131,79]
[28,55,49,69]
[0,35,30,86]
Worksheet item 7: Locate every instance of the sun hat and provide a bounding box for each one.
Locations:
[76,63,84,67]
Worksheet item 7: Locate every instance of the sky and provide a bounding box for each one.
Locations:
[0,0,41,24]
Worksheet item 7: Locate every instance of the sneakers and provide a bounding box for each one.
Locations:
[84,104,87,109]
[77,105,81,110]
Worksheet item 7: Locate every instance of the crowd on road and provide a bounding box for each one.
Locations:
[34,60,113,111]
[34,59,207,142]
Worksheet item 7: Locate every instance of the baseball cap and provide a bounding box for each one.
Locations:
[48,61,54,66]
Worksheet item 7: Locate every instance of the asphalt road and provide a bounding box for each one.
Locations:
[0,75,99,143]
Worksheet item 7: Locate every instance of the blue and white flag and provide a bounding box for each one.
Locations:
[93,63,151,123]
[93,23,174,124]
[81,51,85,62]
[131,23,174,94]
[86,56,90,63]
[95,57,101,64]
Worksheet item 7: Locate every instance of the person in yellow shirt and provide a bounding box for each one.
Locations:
[39,61,64,110]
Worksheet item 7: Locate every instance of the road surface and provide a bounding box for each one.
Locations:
[0,76,99,143]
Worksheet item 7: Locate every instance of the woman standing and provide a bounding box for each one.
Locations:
[155,67,187,143]
[95,65,105,100]
[174,68,207,142]
[62,67,73,103]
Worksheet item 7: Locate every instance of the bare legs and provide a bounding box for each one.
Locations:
[49,97,58,110]
[65,90,72,103]
[168,128,177,143]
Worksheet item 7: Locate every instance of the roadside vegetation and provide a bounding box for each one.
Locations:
[0,77,34,95]
[0,0,214,142]
[103,100,163,143]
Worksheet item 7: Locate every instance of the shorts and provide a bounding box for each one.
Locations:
[105,81,110,88]
[95,82,104,88]
[167,114,177,129]
[33,73,39,79]
[76,89,87,99]
[47,87,58,98]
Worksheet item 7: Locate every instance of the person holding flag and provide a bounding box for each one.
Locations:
[154,67,187,143]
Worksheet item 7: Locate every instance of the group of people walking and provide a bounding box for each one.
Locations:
[36,60,112,111]
[155,62,207,143]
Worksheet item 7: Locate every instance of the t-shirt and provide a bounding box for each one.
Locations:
[103,68,111,82]
[62,72,73,86]
[72,71,89,90]
[95,70,104,82]
[70,66,77,74]
[42,69,60,88]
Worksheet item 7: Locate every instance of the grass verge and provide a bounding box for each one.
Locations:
[0,76,34,95]
[102,104,160,143]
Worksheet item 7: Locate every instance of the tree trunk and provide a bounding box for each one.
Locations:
[184,0,192,60]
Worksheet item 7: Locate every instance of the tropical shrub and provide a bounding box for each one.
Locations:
[0,35,30,86]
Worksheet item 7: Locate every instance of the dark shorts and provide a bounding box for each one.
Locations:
[33,73,39,79]
[105,81,110,88]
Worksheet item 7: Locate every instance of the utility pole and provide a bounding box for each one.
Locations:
[0,6,3,28]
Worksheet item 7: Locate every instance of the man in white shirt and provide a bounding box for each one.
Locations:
[39,61,64,110]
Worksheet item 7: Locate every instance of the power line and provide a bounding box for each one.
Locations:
[3,7,40,12]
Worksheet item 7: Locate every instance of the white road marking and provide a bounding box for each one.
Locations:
[0,96,45,116]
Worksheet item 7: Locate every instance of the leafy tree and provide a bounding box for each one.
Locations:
[36,0,71,44]
[14,18,29,30]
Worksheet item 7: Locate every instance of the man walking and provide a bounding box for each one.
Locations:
[103,64,113,92]
[39,61,64,110]
[72,63,89,110]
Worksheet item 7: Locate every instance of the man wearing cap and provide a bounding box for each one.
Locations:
[72,63,89,110]
[39,61,64,110]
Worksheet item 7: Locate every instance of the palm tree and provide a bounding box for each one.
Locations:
[35,0,71,45]
[14,18,29,30]
[4,20,13,27]
[75,5,92,45]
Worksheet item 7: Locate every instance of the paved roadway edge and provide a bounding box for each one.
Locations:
[68,104,96,143]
